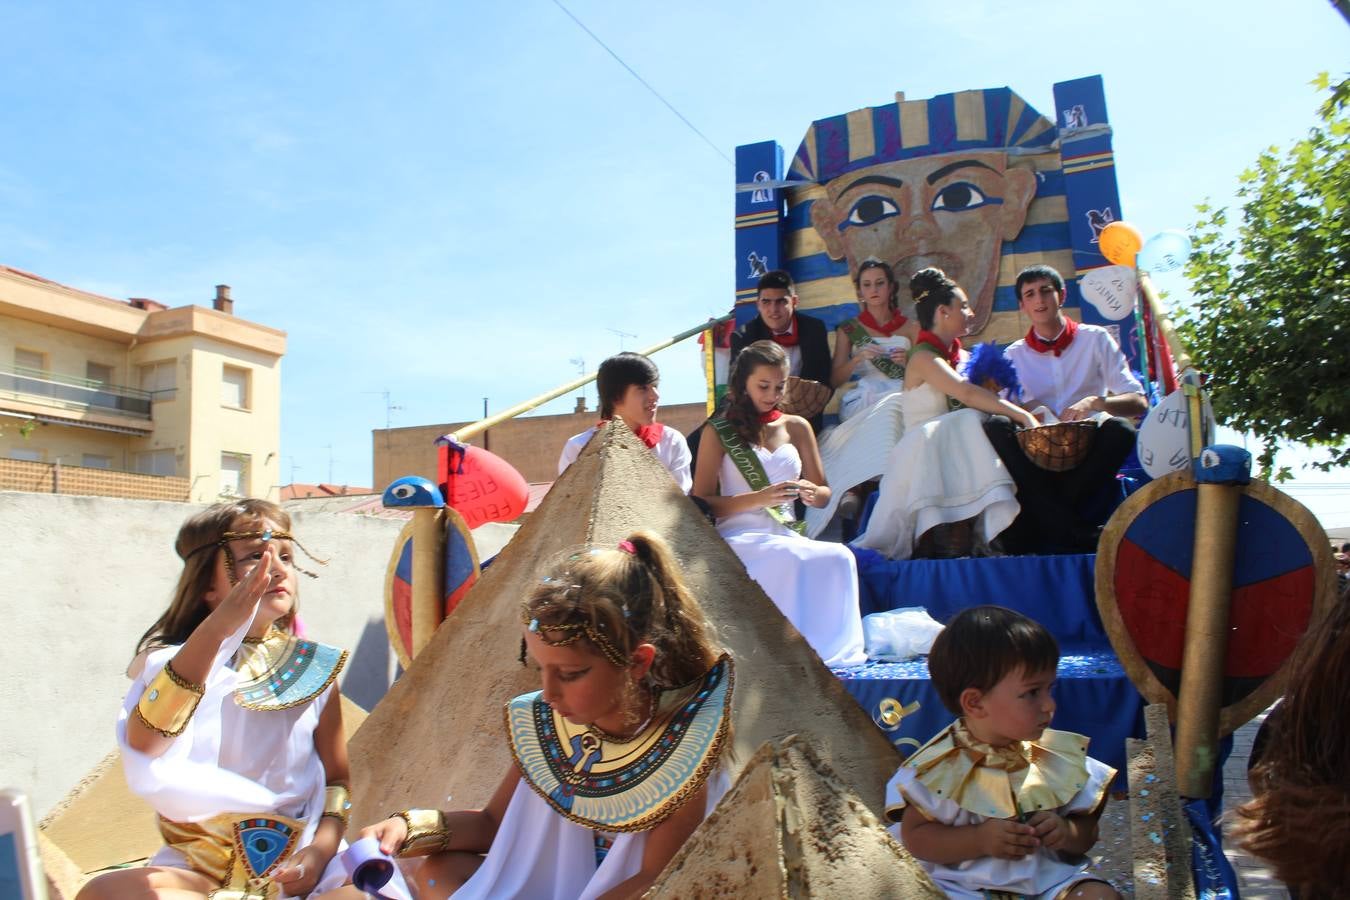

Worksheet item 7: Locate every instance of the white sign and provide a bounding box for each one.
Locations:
[1137,389,1214,480]
[1078,266,1137,321]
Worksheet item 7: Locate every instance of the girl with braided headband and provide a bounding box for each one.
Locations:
[349,530,732,900]
[78,499,352,900]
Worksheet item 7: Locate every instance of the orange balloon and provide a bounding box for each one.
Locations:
[1098,221,1144,267]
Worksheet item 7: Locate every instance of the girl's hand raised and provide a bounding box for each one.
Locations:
[203,543,279,639]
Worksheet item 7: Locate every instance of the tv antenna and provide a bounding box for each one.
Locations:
[607,328,637,351]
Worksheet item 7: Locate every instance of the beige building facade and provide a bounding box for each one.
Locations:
[0,265,285,502]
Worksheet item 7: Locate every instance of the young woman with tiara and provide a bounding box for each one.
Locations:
[853,267,1038,560]
[347,530,732,900]
[77,499,351,900]
[691,339,867,668]
[805,257,918,537]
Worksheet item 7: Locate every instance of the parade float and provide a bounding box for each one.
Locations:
[29,76,1337,900]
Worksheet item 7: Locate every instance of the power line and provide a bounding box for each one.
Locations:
[549,0,734,167]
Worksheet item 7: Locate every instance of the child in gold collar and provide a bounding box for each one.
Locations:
[885,606,1120,899]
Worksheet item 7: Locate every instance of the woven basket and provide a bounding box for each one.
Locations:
[1016,421,1097,472]
[914,518,975,559]
[780,376,833,419]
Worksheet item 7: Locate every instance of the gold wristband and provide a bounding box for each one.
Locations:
[134,659,205,737]
[391,808,452,857]
[322,784,352,827]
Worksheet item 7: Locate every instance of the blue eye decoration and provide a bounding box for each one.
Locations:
[838,195,900,231]
[930,182,1001,212]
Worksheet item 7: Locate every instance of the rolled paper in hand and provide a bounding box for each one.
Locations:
[340,837,414,900]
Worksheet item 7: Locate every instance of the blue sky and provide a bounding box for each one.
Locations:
[3,1,1347,521]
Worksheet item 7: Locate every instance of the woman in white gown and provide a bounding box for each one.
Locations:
[806,258,920,538]
[853,268,1038,560]
[693,340,867,668]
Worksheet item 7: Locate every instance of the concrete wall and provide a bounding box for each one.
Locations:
[0,491,405,816]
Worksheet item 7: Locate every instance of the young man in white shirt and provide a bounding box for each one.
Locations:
[558,352,693,492]
[985,265,1148,554]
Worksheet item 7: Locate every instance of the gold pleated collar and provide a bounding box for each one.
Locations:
[904,719,1091,820]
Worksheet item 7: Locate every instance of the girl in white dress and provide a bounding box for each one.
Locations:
[692,340,867,668]
[854,268,1038,560]
[78,500,351,900]
[351,531,733,900]
[807,258,920,537]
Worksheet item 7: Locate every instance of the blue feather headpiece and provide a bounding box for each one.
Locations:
[961,342,1021,399]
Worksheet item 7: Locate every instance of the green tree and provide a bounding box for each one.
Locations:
[1180,74,1350,480]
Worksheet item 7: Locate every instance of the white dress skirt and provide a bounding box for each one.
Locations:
[852,382,1019,560]
[451,770,730,900]
[715,444,867,667]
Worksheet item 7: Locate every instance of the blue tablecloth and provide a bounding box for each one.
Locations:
[835,652,1142,783]
[854,550,1107,651]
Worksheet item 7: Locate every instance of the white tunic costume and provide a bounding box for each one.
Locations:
[453,656,734,900]
[885,720,1117,899]
[117,623,349,896]
[558,424,693,493]
[715,444,867,667]
[853,382,1019,560]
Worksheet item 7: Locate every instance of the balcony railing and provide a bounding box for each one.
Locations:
[0,364,153,419]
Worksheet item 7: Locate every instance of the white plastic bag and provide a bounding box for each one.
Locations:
[862,607,945,662]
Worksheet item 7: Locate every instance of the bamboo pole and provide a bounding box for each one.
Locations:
[1137,272,1195,374]
[446,314,734,444]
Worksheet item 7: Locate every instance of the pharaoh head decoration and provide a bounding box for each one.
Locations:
[788,88,1058,336]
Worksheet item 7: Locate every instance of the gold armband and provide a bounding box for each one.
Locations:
[391,808,452,857]
[322,785,352,827]
[134,659,205,737]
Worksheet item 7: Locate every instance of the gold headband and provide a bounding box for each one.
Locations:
[188,527,327,582]
[520,608,629,669]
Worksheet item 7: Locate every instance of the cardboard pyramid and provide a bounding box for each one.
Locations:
[648,736,943,897]
[348,419,902,826]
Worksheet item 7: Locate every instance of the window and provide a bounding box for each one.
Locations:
[86,362,113,384]
[134,449,176,477]
[8,447,42,462]
[81,453,113,469]
[221,452,250,497]
[14,349,44,372]
[138,360,177,399]
[221,366,250,410]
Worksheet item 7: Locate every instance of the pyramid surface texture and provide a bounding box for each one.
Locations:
[348,420,901,826]
[649,736,943,898]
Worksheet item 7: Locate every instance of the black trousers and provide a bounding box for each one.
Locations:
[983,415,1137,554]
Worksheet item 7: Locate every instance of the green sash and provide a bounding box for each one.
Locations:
[709,417,805,535]
[840,318,906,381]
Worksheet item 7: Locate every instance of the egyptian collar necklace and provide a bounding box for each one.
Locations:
[507,655,733,832]
[233,628,348,711]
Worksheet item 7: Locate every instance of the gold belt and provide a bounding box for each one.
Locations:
[157,812,304,900]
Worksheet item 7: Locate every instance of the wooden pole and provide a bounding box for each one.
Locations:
[447,314,733,445]
[409,507,444,659]
[1173,480,1241,798]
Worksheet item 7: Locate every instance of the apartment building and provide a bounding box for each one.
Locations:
[0,265,285,502]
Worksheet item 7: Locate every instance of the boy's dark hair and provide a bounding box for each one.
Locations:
[597,352,659,419]
[1014,264,1065,298]
[757,269,795,296]
[927,605,1060,715]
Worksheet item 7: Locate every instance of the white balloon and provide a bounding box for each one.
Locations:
[1077,266,1137,322]
[1137,388,1215,481]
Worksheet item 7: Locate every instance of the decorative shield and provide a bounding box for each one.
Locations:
[384,506,480,669]
[1095,470,1336,735]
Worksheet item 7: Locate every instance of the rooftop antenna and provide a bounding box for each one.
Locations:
[607,328,637,351]
[568,356,586,408]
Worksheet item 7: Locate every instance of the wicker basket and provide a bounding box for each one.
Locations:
[1016,421,1097,472]
[780,376,833,419]
[914,518,975,559]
